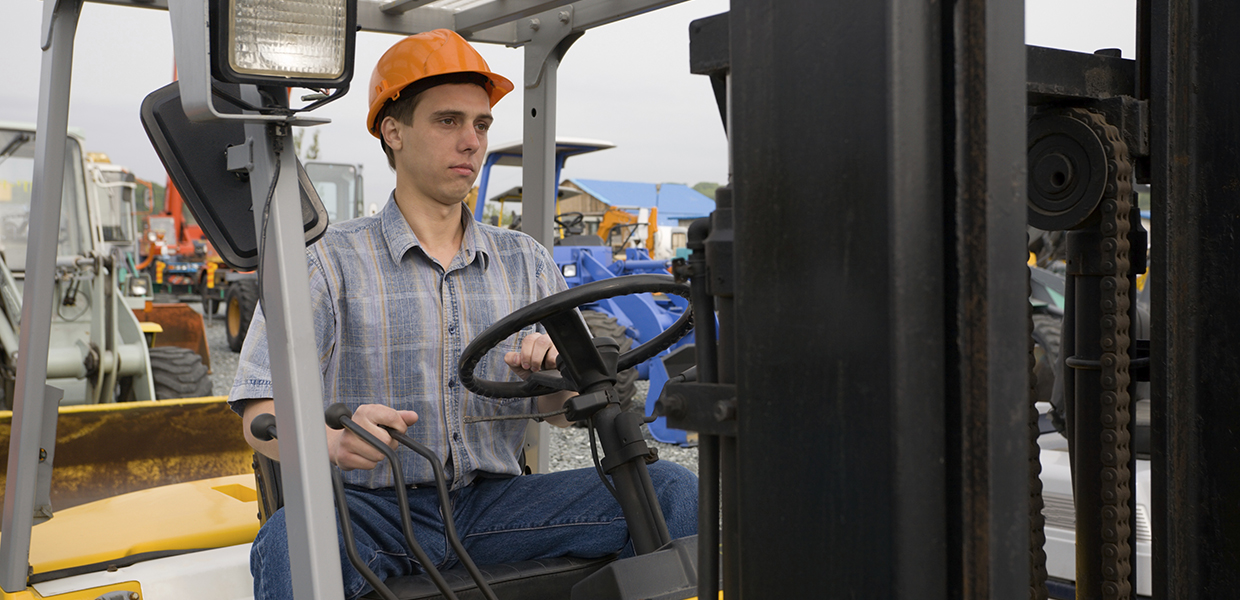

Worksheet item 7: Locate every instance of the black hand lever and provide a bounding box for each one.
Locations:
[257,406,395,600]
[250,413,278,442]
[325,403,459,600]
[383,427,498,600]
[330,468,398,600]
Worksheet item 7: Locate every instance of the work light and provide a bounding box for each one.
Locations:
[210,0,357,88]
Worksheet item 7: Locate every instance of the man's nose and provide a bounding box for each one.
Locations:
[459,127,480,152]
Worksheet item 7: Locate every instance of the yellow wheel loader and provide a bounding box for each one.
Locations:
[0,123,250,514]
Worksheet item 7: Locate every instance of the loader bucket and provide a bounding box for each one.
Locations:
[133,301,212,371]
[0,397,251,512]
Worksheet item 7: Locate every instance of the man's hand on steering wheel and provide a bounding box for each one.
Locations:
[460,275,694,401]
[504,332,575,427]
[504,332,559,379]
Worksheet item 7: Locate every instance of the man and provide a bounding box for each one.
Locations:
[228,29,698,600]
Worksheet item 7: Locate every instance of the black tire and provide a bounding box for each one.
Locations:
[579,310,639,424]
[148,346,213,399]
[226,279,259,353]
[1031,312,1064,433]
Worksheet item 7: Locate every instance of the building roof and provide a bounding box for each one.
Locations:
[568,178,715,226]
[485,139,615,168]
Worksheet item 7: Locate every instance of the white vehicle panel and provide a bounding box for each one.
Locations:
[33,544,254,600]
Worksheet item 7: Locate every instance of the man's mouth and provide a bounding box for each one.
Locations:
[450,164,475,176]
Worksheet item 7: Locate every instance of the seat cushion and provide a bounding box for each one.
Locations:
[364,554,617,600]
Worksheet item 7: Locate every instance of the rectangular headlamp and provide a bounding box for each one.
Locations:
[210,0,357,88]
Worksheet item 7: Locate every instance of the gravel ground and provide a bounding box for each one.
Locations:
[200,307,240,398]
[197,307,698,476]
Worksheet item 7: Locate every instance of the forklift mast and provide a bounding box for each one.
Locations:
[669,1,1240,599]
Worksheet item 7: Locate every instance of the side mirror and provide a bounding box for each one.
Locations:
[140,81,329,270]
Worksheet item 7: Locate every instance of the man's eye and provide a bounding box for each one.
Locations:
[440,117,456,126]
[477,122,491,132]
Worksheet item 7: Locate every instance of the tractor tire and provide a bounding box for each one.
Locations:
[226,279,259,353]
[1031,312,1064,434]
[148,346,213,400]
[580,310,639,423]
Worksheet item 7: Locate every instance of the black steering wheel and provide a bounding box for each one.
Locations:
[553,212,585,235]
[458,274,694,399]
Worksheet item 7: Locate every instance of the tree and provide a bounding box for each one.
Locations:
[149,181,166,213]
[482,201,518,227]
[692,181,720,200]
[293,129,320,160]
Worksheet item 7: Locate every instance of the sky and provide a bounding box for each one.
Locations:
[0,0,1136,209]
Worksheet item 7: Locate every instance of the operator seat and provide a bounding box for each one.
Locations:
[363,555,616,600]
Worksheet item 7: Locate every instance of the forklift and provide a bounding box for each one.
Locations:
[4,1,1240,600]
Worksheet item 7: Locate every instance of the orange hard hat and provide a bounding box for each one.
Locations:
[366,29,514,138]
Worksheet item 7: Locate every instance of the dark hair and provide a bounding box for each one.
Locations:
[376,72,492,169]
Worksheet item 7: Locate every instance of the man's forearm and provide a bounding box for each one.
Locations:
[538,390,575,428]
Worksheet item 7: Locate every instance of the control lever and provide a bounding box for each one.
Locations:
[250,413,408,600]
[325,404,499,600]
[323,404,460,600]
[382,427,498,600]
[670,365,697,384]
[250,413,278,441]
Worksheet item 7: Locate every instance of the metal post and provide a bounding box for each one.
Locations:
[728,0,941,595]
[709,187,739,600]
[241,95,344,600]
[519,7,579,474]
[728,0,1026,596]
[520,7,577,251]
[1065,229,1106,598]
[0,0,82,591]
[1151,0,1240,596]
[686,217,718,600]
[948,0,1030,596]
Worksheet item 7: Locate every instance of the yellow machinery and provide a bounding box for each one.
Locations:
[597,206,658,256]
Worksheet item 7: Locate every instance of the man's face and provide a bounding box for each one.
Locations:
[386,83,492,207]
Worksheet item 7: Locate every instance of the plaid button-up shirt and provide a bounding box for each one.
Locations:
[229,197,568,489]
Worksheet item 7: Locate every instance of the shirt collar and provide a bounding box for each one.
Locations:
[380,193,491,269]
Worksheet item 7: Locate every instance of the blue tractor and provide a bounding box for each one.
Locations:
[471,139,696,445]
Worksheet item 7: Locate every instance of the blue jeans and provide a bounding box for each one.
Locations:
[251,461,698,600]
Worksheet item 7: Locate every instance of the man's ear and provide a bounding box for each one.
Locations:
[380,117,403,152]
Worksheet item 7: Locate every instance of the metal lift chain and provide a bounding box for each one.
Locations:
[1073,107,1135,600]
[1029,267,1049,600]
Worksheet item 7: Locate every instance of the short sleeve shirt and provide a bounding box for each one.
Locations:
[229,197,569,489]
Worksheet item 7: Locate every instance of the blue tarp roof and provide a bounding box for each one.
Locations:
[568,178,715,226]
